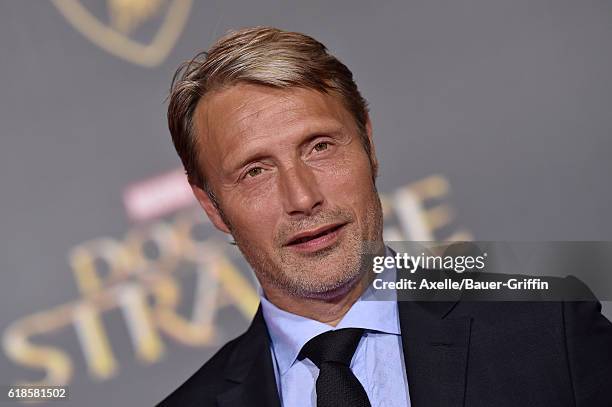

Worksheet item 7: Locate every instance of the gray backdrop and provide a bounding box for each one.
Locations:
[1,1,611,406]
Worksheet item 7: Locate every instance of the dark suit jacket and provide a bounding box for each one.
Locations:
[158,277,612,407]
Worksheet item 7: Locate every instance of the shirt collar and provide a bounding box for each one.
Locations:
[259,247,400,375]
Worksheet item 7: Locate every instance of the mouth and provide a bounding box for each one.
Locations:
[284,223,347,253]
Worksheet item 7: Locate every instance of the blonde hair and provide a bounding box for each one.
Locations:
[167,26,371,191]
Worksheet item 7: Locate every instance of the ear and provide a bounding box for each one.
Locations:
[191,184,232,234]
[365,114,379,178]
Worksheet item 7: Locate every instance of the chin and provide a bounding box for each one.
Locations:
[310,278,361,301]
[290,265,364,301]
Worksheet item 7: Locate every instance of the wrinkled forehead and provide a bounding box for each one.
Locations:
[193,83,357,158]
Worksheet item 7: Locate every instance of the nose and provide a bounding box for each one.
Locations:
[279,161,324,217]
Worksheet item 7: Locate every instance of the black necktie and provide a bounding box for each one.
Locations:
[299,328,371,407]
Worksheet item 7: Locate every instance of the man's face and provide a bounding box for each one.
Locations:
[193,83,383,299]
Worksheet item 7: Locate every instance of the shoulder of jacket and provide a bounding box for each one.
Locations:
[156,332,249,407]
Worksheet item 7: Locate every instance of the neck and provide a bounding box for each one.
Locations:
[262,268,376,327]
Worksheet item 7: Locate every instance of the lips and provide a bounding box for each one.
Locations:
[285,223,346,246]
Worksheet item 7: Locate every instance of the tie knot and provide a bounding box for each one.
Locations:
[299,328,365,368]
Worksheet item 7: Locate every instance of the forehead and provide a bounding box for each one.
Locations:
[193,83,356,154]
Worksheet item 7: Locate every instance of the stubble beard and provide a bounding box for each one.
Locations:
[230,186,384,300]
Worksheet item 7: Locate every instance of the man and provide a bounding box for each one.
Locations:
[158,27,612,407]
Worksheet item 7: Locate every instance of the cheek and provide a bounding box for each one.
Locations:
[318,150,375,198]
[225,192,281,245]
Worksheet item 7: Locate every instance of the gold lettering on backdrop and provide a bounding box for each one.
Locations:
[2,304,74,386]
[2,176,468,386]
[73,302,118,379]
[69,238,132,295]
[394,175,473,241]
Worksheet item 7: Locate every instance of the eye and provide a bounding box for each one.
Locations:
[246,167,264,178]
[313,141,329,152]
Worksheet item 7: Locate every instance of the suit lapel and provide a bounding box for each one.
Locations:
[398,295,472,407]
[217,306,281,407]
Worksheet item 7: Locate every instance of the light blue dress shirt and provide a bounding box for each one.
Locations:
[259,260,411,407]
